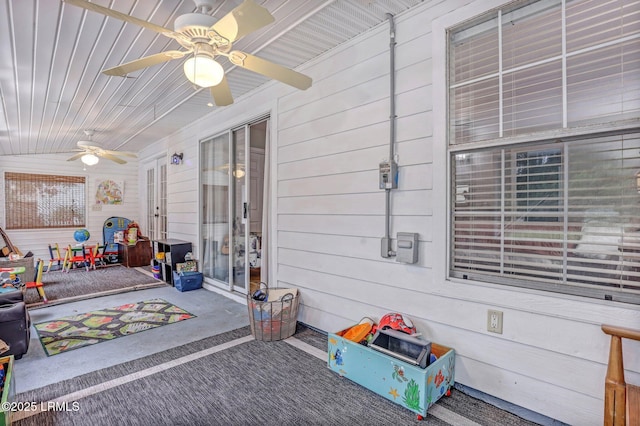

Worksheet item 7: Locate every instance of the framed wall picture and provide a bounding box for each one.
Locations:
[95,179,124,205]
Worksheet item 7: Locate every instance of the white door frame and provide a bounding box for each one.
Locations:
[144,156,167,241]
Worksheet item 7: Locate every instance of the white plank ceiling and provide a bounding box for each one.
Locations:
[0,0,424,156]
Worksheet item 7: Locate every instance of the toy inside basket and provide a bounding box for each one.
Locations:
[247,282,299,341]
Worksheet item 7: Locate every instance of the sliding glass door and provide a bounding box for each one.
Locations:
[201,117,268,294]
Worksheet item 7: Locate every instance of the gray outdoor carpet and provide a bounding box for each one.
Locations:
[13,325,539,426]
[26,265,165,306]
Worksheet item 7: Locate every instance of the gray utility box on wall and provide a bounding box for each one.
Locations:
[396,232,419,263]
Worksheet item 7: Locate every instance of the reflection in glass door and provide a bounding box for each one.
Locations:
[231,127,247,292]
[201,133,231,285]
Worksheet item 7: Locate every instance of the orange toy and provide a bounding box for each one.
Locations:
[342,318,374,343]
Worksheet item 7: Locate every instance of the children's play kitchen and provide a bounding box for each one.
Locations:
[327,313,455,420]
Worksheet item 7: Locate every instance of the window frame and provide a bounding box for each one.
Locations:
[446,0,640,304]
[450,130,640,303]
[3,172,87,230]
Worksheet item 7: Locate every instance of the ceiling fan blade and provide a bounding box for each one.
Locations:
[102,150,137,158]
[211,0,275,43]
[100,148,138,158]
[103,50,188,76]
[67,152,85,162]
[63,0,186,43]
[210,76,234,106]
[228,51,312,90]
[99,152,127,164]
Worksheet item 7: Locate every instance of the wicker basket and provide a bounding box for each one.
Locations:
[247,283,299,341]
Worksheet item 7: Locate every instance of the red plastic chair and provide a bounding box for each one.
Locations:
[65,245,89,272]
[25,259,47,303]
[87,244,107,270]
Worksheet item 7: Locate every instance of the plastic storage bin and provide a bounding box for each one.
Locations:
[172,271,203,292]
[247,285,299,341]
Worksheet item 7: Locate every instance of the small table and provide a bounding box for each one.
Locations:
[0,258,34,282]
[0,266,25,295]
[118,240,153,268]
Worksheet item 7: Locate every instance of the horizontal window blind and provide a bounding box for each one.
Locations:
[451,131,640,303]
[449,0,640,303]
[449,0,640,145]
[4,172,86,230]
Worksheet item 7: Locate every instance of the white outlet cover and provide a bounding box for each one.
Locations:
[487,310,503,334]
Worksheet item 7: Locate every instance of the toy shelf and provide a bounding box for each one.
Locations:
[152,239,191,285]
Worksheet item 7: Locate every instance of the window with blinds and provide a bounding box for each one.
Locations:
[448,0,640,304]
[4,172,86,230]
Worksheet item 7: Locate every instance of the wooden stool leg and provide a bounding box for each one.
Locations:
[604,335,626,426]
[627,384,639,426]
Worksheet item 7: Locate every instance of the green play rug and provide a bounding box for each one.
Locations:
[34,298,196,356]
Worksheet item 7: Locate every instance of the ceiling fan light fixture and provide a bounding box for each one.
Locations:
[81,153,99,166]
[183,54,224,88]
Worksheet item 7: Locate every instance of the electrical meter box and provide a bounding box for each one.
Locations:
[396,232,419,263]
[379,161,398,189]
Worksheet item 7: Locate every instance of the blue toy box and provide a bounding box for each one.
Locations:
[328,327,455,419]
[172,271,203,292]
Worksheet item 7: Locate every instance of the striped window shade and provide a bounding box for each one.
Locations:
[448,0,640,304]
[4,172,86,230]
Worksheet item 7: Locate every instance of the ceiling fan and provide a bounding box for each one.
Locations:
[67,130,137,165]
[63,0,313,106]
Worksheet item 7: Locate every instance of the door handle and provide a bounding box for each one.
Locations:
[243,202,248,219]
